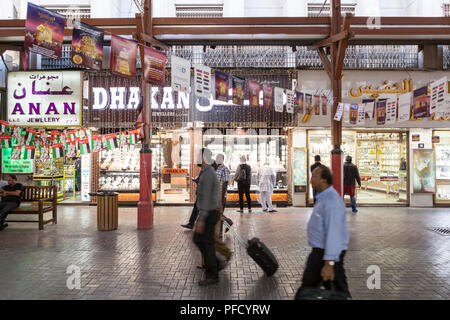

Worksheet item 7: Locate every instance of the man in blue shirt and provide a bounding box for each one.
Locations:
[296,164,351,298]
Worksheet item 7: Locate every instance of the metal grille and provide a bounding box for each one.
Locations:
[48,7,91,19]
[307,3,356,17]
[443,3,450,17]
[41,44,83,70]
[166,45,418,69]
[429,227,450,236]
[175,4,223,18]
[444,46,450,70]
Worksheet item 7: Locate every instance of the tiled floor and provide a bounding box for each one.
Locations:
[0,205,449,300]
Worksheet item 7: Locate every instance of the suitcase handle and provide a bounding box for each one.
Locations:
[223,220,247,247]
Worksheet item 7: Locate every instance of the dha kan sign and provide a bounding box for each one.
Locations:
[8,71,82,127]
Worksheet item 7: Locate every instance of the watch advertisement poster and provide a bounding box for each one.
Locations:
[24,3,65,59]
[71,21,104,70]
[214,70,230,102]
[412,86,430,119]
[376,99,387,125]
[110,35,138,79]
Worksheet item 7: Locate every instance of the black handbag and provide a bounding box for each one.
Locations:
[294,281,352,300]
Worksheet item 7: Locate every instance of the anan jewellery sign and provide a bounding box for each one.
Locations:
[7,71,82,127]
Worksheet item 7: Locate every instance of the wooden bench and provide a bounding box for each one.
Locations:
[6,185,57,230]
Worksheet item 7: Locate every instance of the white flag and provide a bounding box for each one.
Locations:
[398,92,412,122]
[171,55,191,93]
[334,103,344,121]
[193,64,211,98]
[274,87,284,112]
[357,104,365,125]
[286,89,295,113]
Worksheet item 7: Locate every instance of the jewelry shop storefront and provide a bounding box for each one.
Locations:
[84,69,297,206]
[292,69,450,207]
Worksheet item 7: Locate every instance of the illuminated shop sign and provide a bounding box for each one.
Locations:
[7,71,82,126]
[91,86,287,112]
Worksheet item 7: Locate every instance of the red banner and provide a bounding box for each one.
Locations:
[143,46,167,86]
[110,35,138,78]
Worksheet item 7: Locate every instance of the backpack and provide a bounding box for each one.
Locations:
[235,165,247,182]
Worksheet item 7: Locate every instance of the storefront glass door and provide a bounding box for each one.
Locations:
[308,130,408,205]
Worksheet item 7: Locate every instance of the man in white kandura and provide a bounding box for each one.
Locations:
[257,160,277,213]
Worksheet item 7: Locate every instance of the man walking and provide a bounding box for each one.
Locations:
[0,175,25,231]
[233,155,252,213]
[343,155,361,213]
[193,148,221,286]
[216,154,233,231]
[257,160,277,213]
[310,155,321,204]
[295,165,351,299]
[214,154,232,260]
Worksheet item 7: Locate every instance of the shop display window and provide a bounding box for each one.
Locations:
[99,142,161,192]
[204,129,288,192]
[434,131,450,203]
[308,130,407,204]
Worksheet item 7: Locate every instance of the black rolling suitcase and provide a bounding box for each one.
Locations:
[223,220,279,276]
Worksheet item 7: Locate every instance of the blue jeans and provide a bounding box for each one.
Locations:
[350,196,357,212]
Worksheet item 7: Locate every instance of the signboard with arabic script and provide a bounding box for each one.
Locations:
[7,71,82,127]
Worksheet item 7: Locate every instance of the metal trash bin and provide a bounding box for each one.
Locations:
[90,191,118,231]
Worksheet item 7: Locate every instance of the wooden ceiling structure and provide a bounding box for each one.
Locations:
[0,16,449,47]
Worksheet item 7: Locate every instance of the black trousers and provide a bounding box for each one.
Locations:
[0,201,20,225]
[193,210,220,279]
[188,201,199,226]
[238,182,251,210]
[297,248,351,297]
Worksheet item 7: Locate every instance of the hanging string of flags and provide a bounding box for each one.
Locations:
[0,122,142,160]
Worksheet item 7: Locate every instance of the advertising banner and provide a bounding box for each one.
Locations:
[248,80,261,107]
[321,95,328,116]
[398,92,412,122]
[429,77,448,118]
[286,89,295,113]
[296,91,304,114]
[71,21,104,70]
[262,84,274,109]
[7,71,82,127]
[376,100,387,125]
[110,35,138,78]
[349,104,358,124]
[143,46,167,86]
[412,86,430,118]
[171,55,191,93]
[231,76,245,106]
[194,65,212,99]
[313,95,321,115]
[274,87,284,112]
[24,3,65,59]
[214,70,230,102]
[385,97,398,124]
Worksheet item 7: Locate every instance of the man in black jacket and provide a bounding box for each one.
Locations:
[310,155,321,204]
[233,155,252,213]
[0,174,25,231]
[343,156,361,213]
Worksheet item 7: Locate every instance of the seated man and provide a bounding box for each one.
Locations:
[0,174,25,231]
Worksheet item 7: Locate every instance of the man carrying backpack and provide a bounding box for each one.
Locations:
[233,155,252,213]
